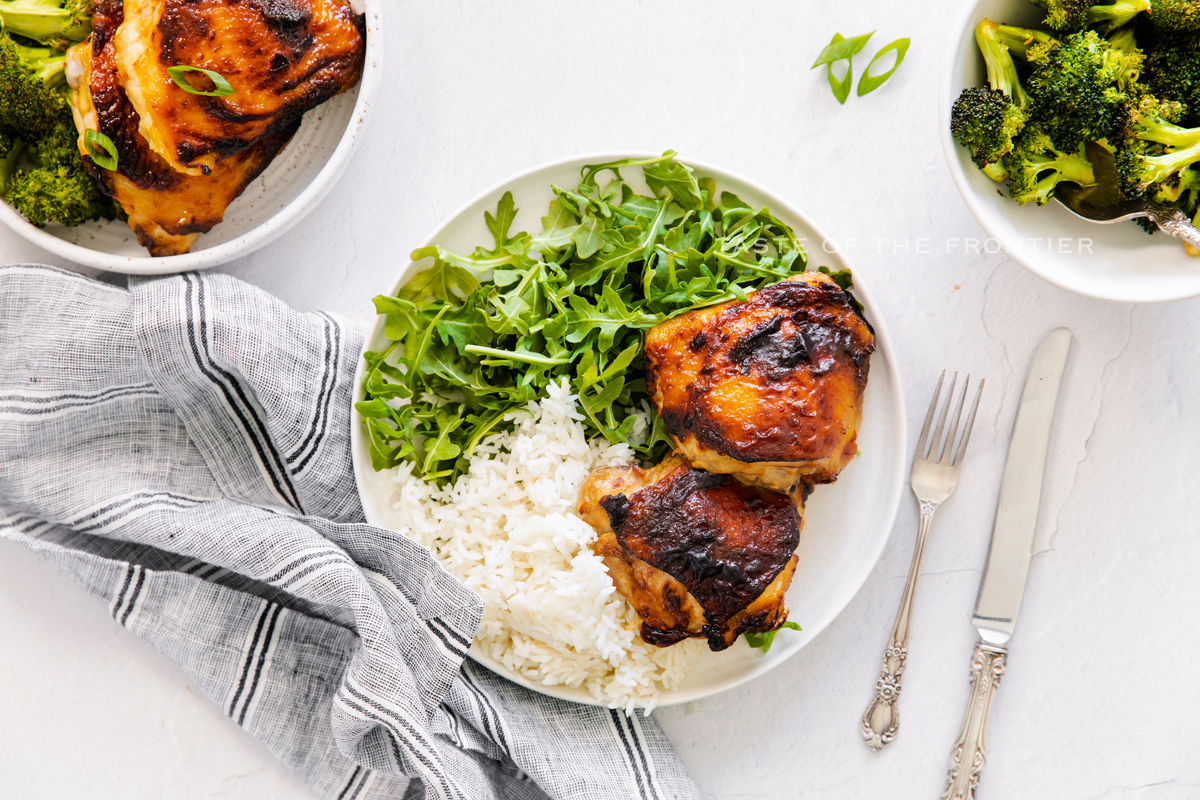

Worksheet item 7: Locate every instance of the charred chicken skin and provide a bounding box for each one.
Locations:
[113,0,365,175]
[644,272,875,492]
[65,0,363,255]
[578,455,802,651]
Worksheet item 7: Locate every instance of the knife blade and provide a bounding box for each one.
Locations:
[941,327,1071,800]
[972,326,1072,645]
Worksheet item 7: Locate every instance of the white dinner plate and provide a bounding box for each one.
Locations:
[350,152,907,707]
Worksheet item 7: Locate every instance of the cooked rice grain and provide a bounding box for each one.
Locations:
[376,379,704,712]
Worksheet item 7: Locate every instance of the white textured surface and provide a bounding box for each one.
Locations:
[2,1,1200,798]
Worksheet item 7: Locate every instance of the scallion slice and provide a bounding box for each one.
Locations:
[167,65,235,97]
[83,129,118,171]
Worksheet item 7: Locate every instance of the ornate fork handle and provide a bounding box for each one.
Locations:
[860,499,938,751]
[942,641,1008,800]
[1150,205,1200,250]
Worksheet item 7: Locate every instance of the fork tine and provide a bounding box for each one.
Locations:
[952,379,985,466]
[928,372,957,462]
[938,375,969,464]
[915,371,945,461]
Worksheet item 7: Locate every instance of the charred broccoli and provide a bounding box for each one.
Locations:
[950,20,1031,176]
[0,28,67,140]
[1152,0,1200,33]
[1030,0,1150,34]
[1114,94,1200,196]
[1003,123,1097,204]
[1145,31,1200,125]
[0,20,118,228]
[1026,29,1144,150]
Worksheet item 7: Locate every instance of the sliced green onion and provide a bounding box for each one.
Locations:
[857,38,910,96]
[166,65,234,97]
[812,32,873,105]
[83,129,118,171]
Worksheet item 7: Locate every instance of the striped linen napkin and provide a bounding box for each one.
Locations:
[0,263,700,800]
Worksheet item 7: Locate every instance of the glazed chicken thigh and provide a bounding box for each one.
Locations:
[65,0,364,255]
[578,456,802,651]
[644,272,875,492]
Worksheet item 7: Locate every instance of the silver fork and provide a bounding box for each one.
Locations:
[860,371,984,752]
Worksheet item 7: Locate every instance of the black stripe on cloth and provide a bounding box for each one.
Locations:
[0,383,158,416]
[182,275,304,512]
[420,618,466,661]
[75,498,203,534]
[277,556,351,590]
[346,768,372,800]
[119,566,146,627]
[609,709,653,800]
[263,550,350,585]
[111,564,136,620]
[427,616,472,651]
[625,713,664,800]
[459,668,510,756]
[237,604,283,726]
[199,565,225,581]
[227,601,273,717]
[70,491,202,530]
[286,311,341,472]
[336,766,362,800]
[339,689,461,800]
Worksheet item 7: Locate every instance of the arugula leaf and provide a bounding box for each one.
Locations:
[744,620,802,653]
[359,151,833,485]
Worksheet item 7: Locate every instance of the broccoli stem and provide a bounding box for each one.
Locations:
[1136,118,1200,150]
[1087,0,1151,32]
[1138,141,1200,186]
[976,19,1031,108]
[995,25,1057,60]
[0,0,91,45]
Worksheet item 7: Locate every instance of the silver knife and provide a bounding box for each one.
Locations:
[941,327,1072,800]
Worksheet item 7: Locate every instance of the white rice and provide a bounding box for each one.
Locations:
[376,379,705,713]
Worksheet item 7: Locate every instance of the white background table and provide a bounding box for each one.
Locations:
[4,1,1200,797]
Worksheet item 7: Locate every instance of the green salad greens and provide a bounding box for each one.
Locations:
[357,151,850,485]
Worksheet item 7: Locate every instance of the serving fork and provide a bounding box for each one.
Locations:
[860,371,984,751]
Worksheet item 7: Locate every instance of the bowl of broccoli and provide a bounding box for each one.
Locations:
[941,0,1200,303]
[0,0,380,274]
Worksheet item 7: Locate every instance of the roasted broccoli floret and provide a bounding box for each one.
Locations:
[1030,0,1090,33]
[1153,165,1200,212]
[1030,0,1151,33]
[952,88,1029,171]
[6,161,115,226]
[1114,94,1200,196]
[1145,32,1200,125]
[951,20,1034,177]
[0,130,24,190]
[1003,123,1096,204]
[1026,30,1145,150]
[1152,0,1200,32]
[0,28,67,139]
[0,0,91,49]
[5,109,118,226]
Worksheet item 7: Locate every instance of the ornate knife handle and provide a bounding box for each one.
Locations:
[942,641,1008,800]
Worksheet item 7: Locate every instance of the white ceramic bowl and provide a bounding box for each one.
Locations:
[0,0,381,275]
[941,0,1200,302]
[350,152,907,708]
